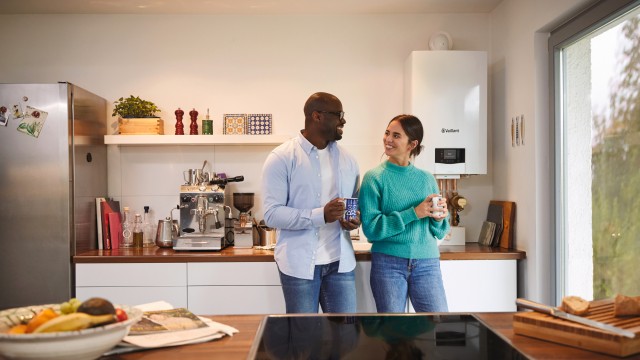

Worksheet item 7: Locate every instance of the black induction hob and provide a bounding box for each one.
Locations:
[247,314,526,360]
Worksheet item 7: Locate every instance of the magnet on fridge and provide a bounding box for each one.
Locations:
[0,106,8,126]
[16,105,48,138]
[11,104,23,119]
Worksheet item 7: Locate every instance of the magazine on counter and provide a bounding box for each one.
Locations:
[103,302,238,355]
[128,308,208,335]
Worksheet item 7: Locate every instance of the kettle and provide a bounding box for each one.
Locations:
[156,217,177,248]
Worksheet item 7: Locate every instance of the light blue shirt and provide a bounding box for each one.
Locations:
[261,132,360,280]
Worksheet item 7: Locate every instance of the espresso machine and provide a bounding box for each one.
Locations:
[172,169,244,251]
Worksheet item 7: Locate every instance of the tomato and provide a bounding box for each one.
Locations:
[115,308,128,322]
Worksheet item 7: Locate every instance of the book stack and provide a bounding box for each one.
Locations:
[96,197,122,250]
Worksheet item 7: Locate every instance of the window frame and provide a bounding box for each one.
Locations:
[549,0,640,304]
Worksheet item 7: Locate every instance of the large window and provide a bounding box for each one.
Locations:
[551,0,640,301]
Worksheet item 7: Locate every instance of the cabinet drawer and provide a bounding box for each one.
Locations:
[188,262,280,286]
[76,286,187,309]
[76,263,187,287]
[188,286,284,315]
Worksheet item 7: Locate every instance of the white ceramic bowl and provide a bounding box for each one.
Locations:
[0,304,142,360]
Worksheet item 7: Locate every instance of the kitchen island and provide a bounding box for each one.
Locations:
[101,312,637,359]
[74,244,525,314]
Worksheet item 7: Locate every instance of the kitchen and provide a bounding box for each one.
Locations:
[2,0,638,358]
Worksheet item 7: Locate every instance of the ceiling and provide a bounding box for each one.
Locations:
[0,0,504,15]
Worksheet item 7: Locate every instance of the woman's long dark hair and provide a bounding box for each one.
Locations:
[388,114,424,157]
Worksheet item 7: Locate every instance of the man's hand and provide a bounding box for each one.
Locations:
[339,211,361,231]
[324,198,346,223]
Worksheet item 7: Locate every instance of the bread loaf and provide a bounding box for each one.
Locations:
[614,294,640,317]
[561,295,590,315]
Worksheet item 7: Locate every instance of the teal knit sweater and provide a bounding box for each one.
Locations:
[359,161,450,259]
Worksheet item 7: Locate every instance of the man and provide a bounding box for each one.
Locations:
[261,92,361,313]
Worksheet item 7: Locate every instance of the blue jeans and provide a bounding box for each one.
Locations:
[278,261,356,313]
[370,252,448,313]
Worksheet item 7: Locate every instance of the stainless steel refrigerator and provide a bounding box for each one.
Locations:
[0,82,107,310]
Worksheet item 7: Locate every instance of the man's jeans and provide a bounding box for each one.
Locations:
[278,261,356,313]
[370,252,448,313]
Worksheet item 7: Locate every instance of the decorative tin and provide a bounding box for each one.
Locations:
[223,114,246,135]
[246,114,272,135]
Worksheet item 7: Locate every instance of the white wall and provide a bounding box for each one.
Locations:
[0,13,492,239]
[489,0,594,304]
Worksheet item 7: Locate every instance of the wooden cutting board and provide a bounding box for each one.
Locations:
[513,299,640,357]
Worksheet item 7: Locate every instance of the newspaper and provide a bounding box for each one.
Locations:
[103,301,238,356]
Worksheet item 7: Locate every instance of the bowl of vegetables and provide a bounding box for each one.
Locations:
[0,297,142,360]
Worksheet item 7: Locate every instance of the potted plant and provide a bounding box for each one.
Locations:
[113,95,164,135]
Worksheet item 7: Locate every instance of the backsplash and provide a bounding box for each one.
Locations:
[107,144,273,224]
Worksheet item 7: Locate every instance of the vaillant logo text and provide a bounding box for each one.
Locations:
[441,128,460,133]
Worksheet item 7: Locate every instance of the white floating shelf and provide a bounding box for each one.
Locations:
[104,134,291,146]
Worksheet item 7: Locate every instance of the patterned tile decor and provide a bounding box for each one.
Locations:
[246,114,272,135]
[223,114,246,134]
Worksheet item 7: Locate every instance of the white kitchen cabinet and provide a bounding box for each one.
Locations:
[357,260,517,313]
[188,286,284,315]
[75,263,188,308]
[354,262,376,313]
[75,258,517,314]
[441,260,517,312]
[187,262,284,315]
[76,286,187,308]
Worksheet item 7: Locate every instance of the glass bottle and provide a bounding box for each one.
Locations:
[121,206,133,248]
[133,213,143,248]
[142,206,155,247]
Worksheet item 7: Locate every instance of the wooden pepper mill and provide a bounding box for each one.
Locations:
[174,108,184,135]
[189,108,198,135]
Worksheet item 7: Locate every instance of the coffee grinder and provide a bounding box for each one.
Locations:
[231,192,255,247]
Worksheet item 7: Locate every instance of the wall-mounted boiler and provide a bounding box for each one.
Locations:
[404,51,487,178]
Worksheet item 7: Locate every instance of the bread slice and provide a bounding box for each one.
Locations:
[614,294,640,317]
[561,295,590,315]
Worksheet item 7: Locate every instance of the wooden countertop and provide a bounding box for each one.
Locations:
[102,313,637,360]
[74,243,525,263]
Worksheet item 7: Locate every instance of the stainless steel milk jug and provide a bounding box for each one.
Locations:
[156,217,174,248]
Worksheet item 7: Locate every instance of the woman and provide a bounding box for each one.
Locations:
[359,114,450,313]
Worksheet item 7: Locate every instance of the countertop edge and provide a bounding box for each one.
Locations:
[74,244,526,263]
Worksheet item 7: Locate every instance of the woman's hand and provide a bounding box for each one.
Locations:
[415,194,449,221]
